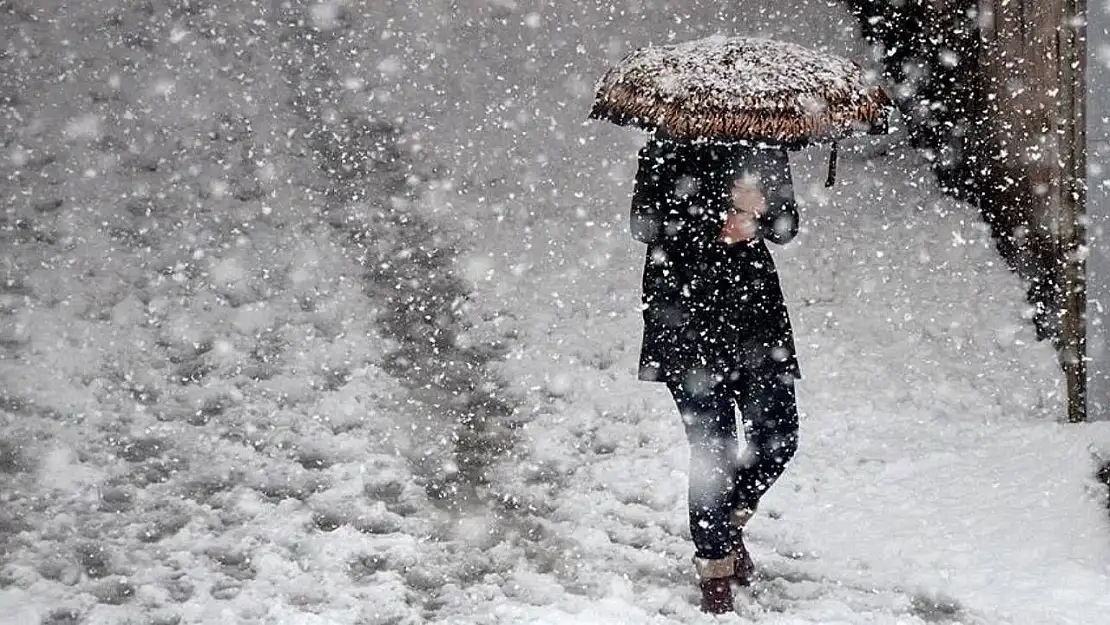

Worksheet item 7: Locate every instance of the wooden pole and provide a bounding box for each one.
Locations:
[1059,0,1088,422]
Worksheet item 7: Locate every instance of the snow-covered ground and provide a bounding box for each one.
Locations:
[2,1,1109,624]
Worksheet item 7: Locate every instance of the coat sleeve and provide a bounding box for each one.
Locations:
[757,150,799,245]
[629,141,667,244]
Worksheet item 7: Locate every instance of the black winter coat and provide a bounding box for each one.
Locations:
[631,137,801,386]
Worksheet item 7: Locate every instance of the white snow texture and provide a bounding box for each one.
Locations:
[1,1,1109,624]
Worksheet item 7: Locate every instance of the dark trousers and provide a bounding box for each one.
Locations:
[667,372,799,560]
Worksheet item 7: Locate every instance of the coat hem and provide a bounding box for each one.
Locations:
[637,365,801,383]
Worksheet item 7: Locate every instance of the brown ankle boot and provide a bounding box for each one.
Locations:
[730,508,757,586]
[699,577,733,614]
[693,554,736,614]
[732,533,755,587]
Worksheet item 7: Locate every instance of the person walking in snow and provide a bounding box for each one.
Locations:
[630,134,801,614]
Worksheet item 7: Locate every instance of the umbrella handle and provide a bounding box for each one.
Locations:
[825,143,838,187]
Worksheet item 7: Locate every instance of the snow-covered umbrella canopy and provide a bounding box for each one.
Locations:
[590,36,892,146]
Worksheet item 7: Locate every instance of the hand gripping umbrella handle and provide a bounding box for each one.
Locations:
[825,143,838,187]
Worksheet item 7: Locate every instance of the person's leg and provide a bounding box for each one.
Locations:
[724,372,798,586]
[666,376,740,613]
[667,377,741,560]
[732,372,799,513]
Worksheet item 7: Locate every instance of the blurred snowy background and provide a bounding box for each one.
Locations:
[2,1,1109,624]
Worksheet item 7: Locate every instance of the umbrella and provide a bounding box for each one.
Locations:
[589,36,892,185]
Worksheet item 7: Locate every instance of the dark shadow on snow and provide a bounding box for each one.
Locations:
[279,11,521,508]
